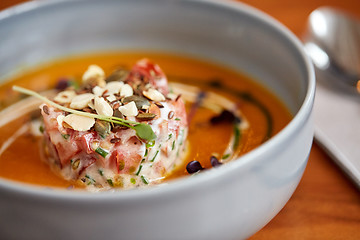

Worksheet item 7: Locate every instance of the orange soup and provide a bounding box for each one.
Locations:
[0,52,291,189]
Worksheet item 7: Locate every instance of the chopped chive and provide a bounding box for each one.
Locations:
[95,147,109,158]
[69,80,79,89]
[150,150,159,162]
[107,179,114,187]
[135,165,143,176]
[175,118,181,121]
[61,133,70,140]
[168,133,173,140]
[85,174,96,185]
[144,149,148,157]
[141,158,145,163]
[39,125,44,133]
[172,140,175,150]
[98,169,104,176]
[130,178,136,184]
[222,154,230,159]
[233,125,240,151]
[141,175,149,185]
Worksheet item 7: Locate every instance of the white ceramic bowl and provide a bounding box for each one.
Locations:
[0,0,315,239]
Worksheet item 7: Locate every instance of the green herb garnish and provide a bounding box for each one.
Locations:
[12,85,156,142]
[172,140,175,150]
[233,125,240,151]
[150,150,159,162]
[61,133,70,140]
[95,147,109,158]
[85,174,96,185]
[130,178,136,184]
[107,179,114,187]
[222,154,230,159]
[146,140,155,148]
[144,149,148,157]
[141,175,149,185]
[98,169,104,176]
[175,118,181,121]
[69,80,79,89]
[135,165,143,176]
[39,125,44,133]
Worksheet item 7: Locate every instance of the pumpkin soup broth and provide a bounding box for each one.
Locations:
[0,53,291,189]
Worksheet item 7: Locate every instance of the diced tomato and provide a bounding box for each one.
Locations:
[127,58,169,95]
[78,132,97,154]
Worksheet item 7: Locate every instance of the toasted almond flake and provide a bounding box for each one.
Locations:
[94,96,113,117]
[93,86,105,96]
[105,81,124,94]
[63,114,95,131]
[142,104,150,109]
[166,93,177,101]
[53,90,76,104]
[144,83,152,90]
[82,64,106,87]
[70,93,95,109]
[88,101,95,109]
[118,101,138,117]
[56,114,65,127]
[143,88,165,102]
[106,94,117,102]
[120,84,133,97]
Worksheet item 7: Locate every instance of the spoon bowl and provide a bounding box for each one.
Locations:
[304,7,360,90]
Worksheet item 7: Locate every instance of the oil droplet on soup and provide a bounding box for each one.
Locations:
[0,52,292,189]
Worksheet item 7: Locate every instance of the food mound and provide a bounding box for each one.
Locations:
[40,59,188,191]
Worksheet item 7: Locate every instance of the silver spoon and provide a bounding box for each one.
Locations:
[304,7,360,189]
[304,7,360,90]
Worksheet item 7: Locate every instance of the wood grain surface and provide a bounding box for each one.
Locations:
[1,0,359,239]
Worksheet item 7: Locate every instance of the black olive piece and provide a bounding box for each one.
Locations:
[55,78,70,91]
[210,110,241,124]
[210,156,223,167]
[186,160,203,174]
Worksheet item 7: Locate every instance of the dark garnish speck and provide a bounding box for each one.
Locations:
[210,156,223,167]
[210,110,240,124]
[186,160,203,174]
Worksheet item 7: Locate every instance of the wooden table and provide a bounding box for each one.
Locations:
[1,0,359,239]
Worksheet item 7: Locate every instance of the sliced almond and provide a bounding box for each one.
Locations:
[143,88,165,102]
[105,81,124,94]
[106,94,117,102]
[94,96,113,117]
[56,114,65,127]
[92,86,105,96]
[53,90,76,104]
[63,114,95,131]
[120,84,133,97]
[118,101,138,117]
[166,93,178,101]
[88,101,95,109]
[70,93,95,109]
[82,64,106,87]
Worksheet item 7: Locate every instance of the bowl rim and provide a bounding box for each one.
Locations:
[0,0,315,202]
